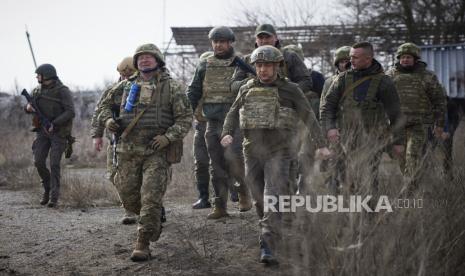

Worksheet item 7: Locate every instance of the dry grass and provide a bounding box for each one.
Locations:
[2,106,465,274]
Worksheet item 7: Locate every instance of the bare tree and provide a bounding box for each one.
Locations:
[229,0,318,27]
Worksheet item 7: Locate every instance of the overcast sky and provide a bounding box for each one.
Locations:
[1,0,335,94]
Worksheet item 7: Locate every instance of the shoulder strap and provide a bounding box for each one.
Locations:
[120,76,162,140]
[342,73,383,98]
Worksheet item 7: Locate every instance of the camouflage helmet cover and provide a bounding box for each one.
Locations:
[250,45,284,64]
[117,56,136,76]
[334,46,351,66]
[208,26,235,42]
[133,43,165,68]
[396,42,421,59]
[282,44,304,61]
[35,63,57,80]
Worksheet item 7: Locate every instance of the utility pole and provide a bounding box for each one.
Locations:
[25,25,38,69]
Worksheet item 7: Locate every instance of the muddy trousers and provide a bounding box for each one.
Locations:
[115,151,171,241]
[32,131,66,202]
[205,119,248,209]
[245,151,293,251]
[193,121,210,201]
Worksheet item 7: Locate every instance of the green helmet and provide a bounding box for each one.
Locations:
[334,46,351,66]
[133,43,165,68]
[199,51,213,62]
[282,44,304,61]
[250,45,284,64]
[35,63,57,80]
[396,42,421,59]
[208,26,235,42]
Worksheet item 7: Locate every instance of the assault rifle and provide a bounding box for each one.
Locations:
[233,56,256,76]
[21,89,52,133]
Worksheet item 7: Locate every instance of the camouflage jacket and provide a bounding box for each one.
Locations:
[231,46,313,95]
[222,77,325,157]
[99,70,192,146]
[90,83,117,138]
[320,59,405,145]
[386,61,446,127]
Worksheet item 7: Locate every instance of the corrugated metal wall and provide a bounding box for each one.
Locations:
[420,44,465,98]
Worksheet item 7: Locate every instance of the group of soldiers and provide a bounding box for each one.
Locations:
[25,22,455,265]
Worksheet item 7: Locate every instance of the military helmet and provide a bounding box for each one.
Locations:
[199,51,214,62]
[117,57,136,76]
[250,45,284,64]
[396,42,421,59]
[208,26,235,42]
[282,44,304,61]
[133,43,165,68]
[35,63,57,80]
[334,46,351,66]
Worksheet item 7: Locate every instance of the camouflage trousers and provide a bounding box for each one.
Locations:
[193,120,210,200]
[245,151,293,251]
[205,119,248,209]
[106,142,116,183]
[399,124,429,182]
[115,150,171,241]
[32,131,67,202]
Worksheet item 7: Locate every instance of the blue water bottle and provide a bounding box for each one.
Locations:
[124,83,140,112]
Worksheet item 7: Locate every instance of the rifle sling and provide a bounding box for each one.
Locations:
[341,74,381,99]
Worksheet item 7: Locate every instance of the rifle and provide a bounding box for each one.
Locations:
[21,89,52,133]
[233,56,256,76]
[111,104,122,168]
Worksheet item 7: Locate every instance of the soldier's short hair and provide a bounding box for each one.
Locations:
[352,42,374,57]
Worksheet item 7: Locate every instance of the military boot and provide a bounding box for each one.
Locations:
[207,198,229,219]
[39,191,49,205]
[121,209,138,225]
[130,234,151,262]
[238,191,252,212]
[259,240,278,265]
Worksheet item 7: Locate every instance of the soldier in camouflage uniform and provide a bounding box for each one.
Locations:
[99,43,192,262]
[187,26,252,219]
[90,56,139,224]
[321,42,405,193]
[320,46,351,113]
[386,42,446,189]
[319,46,351,192]
[25,64,75,208]
[221,46,329,264]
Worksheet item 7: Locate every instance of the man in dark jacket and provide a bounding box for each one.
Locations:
[25,64,75,208]
[320,42,405,193]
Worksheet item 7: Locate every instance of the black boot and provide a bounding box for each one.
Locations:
[40,191,49,205]
[192,198,211,209]
[259,241,278,265]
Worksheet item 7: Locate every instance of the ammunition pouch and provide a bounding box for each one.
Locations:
[166,140,183,164]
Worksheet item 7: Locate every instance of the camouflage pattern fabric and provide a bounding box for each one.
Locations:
[115,151,171,241]
[99,70,192,239]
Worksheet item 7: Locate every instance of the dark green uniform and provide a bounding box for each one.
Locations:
[30,79,75,204]
[222,77,325,252]
[321,59,404,192]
